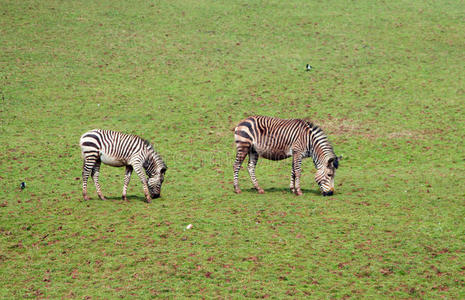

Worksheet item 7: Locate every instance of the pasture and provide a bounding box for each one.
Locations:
[1,0,464,298]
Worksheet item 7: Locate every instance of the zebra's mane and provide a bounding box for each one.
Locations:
[304,120,316,129]
[302,119,320,132]
[142,138,153,149]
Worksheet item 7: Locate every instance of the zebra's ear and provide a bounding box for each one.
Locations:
[328,157,339,169]
[334,155,343,169]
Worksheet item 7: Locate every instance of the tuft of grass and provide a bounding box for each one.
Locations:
[1,0,464,298]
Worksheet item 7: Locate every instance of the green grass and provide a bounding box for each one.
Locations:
[1,0,464,298]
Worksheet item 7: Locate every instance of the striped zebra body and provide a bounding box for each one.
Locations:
[233,116,341,196]
[80,129,167,202]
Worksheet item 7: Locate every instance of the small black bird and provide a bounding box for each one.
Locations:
[306,64,313,71]
[20,182,26,190]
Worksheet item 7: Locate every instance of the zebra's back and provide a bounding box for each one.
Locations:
[80,129,148,166]
[234,116,308,160]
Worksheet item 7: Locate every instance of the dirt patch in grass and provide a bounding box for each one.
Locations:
[316,118,436,140]
[315,118,380,139]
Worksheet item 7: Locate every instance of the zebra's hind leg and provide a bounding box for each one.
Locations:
[91,160,105,200]
[122,166,133,201]
[82,153,98,200]
[233,142,249,194]
[247,150,264,194]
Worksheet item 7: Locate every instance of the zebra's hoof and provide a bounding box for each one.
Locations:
[122,196,128,201]
[146,198,152,203]
[83,196,90,201]
[234,189,242,194]
[257,188,265,194]
[98,195,106,201]
[295,190,303,196]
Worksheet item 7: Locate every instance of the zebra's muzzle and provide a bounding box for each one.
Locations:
[322,190,334,196]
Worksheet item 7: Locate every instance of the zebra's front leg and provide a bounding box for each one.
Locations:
[292,153,303,196]
[247,151,264,194]
[134,165,152,203]
[290,165,296,194]
[233,146,248,194]
[122,166,133,201]
[92,160,106,200]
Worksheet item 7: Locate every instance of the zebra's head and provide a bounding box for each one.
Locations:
[147,165,167,199]
[315,156,342,196]
[144,153,167,199]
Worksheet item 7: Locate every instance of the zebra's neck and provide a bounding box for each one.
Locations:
[306,126,335,170]
[152,152,166,171]
[145,146,166,173]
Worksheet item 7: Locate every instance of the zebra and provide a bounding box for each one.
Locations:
[80,129,167,203]
[233,116,341,196]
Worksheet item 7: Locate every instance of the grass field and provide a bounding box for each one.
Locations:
[1,0,464,298]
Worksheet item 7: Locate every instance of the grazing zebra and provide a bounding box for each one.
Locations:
[233,116,341,196]
[80,129,167,203]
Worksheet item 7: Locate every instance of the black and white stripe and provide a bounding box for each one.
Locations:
[233,116,341,196]
[80,129,167,202]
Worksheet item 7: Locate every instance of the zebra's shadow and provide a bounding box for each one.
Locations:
[245,187,321,196]
[105,195,147,202]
